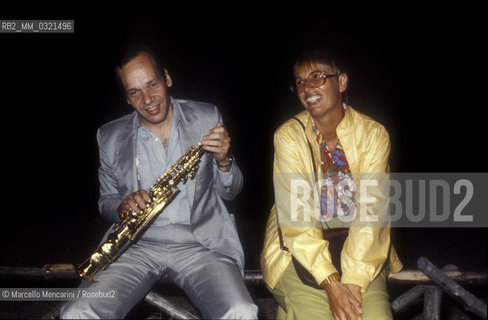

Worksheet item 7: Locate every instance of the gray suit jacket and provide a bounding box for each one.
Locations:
[96,98,245,272]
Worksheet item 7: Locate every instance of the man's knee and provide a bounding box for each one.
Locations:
[60,300,94,319]
[221,300,258,320]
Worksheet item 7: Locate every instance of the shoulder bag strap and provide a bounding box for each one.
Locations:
[276,117,323,252]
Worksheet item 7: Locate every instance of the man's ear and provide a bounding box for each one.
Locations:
[338,73,348,93]
[164,69,173,88]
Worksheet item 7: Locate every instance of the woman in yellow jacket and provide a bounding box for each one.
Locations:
[260,49,402,320]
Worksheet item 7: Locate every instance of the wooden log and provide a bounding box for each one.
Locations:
[144,291,200,319]
[1,264,485,285]
[417,257,487,319]
[423,285,442,320]
[0,266,44,277]
[388,269,486,283]
[243,269,264,285]
[42,264,79,279]
[42,264,78,274]
[391,285,424,313]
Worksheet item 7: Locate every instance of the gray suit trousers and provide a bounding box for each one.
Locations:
[60,225,258,319]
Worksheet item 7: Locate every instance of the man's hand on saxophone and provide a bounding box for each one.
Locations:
[117,190,151,220]
[202,121,233,173]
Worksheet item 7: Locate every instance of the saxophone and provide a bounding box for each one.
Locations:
[77,143,205,282]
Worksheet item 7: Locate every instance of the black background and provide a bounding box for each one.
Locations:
[1,10,486,277]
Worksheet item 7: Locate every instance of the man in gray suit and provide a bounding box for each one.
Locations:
[61,46,258,319]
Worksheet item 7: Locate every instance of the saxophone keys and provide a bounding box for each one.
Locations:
[90,252,103,264]
[101,243,114,255]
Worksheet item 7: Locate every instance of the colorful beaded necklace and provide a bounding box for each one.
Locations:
[313,105,356,218]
